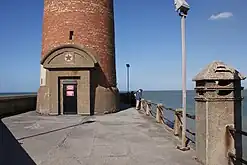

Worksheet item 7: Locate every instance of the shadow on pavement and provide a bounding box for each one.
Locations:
[0,119,36,165]
[17,120,95,141]
[119,103,132,112]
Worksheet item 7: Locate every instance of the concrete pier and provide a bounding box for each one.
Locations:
[1,108,198,165]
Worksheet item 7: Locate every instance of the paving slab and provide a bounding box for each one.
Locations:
[1,108,199,165]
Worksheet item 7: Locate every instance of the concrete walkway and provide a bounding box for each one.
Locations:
[1,108,199,165]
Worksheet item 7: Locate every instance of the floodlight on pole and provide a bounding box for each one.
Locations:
[174,0,190,151]
[126,64,130,93]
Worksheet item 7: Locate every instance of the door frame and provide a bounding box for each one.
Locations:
[58,76,80,115]
[62,81,77,115]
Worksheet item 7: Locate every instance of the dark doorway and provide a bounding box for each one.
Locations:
[62,80,78,115]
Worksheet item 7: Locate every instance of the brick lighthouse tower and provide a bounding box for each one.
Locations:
[36,0,119,115]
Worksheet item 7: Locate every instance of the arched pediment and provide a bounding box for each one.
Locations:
[41,44,98,69]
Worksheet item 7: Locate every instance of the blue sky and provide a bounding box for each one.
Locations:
[0,0,246,92]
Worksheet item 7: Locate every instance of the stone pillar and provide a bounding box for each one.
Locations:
[193,61,245,165]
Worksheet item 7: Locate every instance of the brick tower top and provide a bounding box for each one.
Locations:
[41,0,116,86]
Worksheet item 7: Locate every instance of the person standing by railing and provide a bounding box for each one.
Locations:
[134,89,143,110]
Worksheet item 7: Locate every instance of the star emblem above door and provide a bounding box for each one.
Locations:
[64,52,73,62]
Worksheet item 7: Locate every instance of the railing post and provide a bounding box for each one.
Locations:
[156,104,163,123]
[160,104,165,124]
[226,124,235,155]
[141,99,145,111]
[174,108,182,137]
[193,61,245,165]
[146,100,151,116]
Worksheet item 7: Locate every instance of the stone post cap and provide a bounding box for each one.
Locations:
[192,61,246,81]
[157,103,163,107]
[175,108,183,112]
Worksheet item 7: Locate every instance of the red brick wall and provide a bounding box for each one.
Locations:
[41,0,116,86]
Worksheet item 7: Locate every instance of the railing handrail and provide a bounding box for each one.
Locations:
[141,99,195,120]
[142,99,195,119]
[228,152,247,164]
[226,124,247,164]
[140,99,196,145]
[227,125,247,137]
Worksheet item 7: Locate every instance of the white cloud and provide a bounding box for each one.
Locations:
[209,12,233,20]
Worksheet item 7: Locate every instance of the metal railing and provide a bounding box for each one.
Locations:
[140,99,196,146]
[226,125,247,164]
[140,99,247,164]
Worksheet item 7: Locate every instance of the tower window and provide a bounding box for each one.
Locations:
[69,31,74,40]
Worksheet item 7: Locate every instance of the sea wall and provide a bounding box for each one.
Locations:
[0,95,37,118]
[119,92,135,107]
[0,92,134,118]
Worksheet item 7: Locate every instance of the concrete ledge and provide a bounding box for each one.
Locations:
[0,94,37,118]
[0,92,134,118]
[119,92,135,106]
[0,92,135,118]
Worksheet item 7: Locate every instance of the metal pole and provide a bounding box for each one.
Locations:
[181,14,187,148]
[127,66,130,93]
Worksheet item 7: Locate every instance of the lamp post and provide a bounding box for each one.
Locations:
[126,64,130,104]
[126,64,130,93]
[174,0,190,151]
